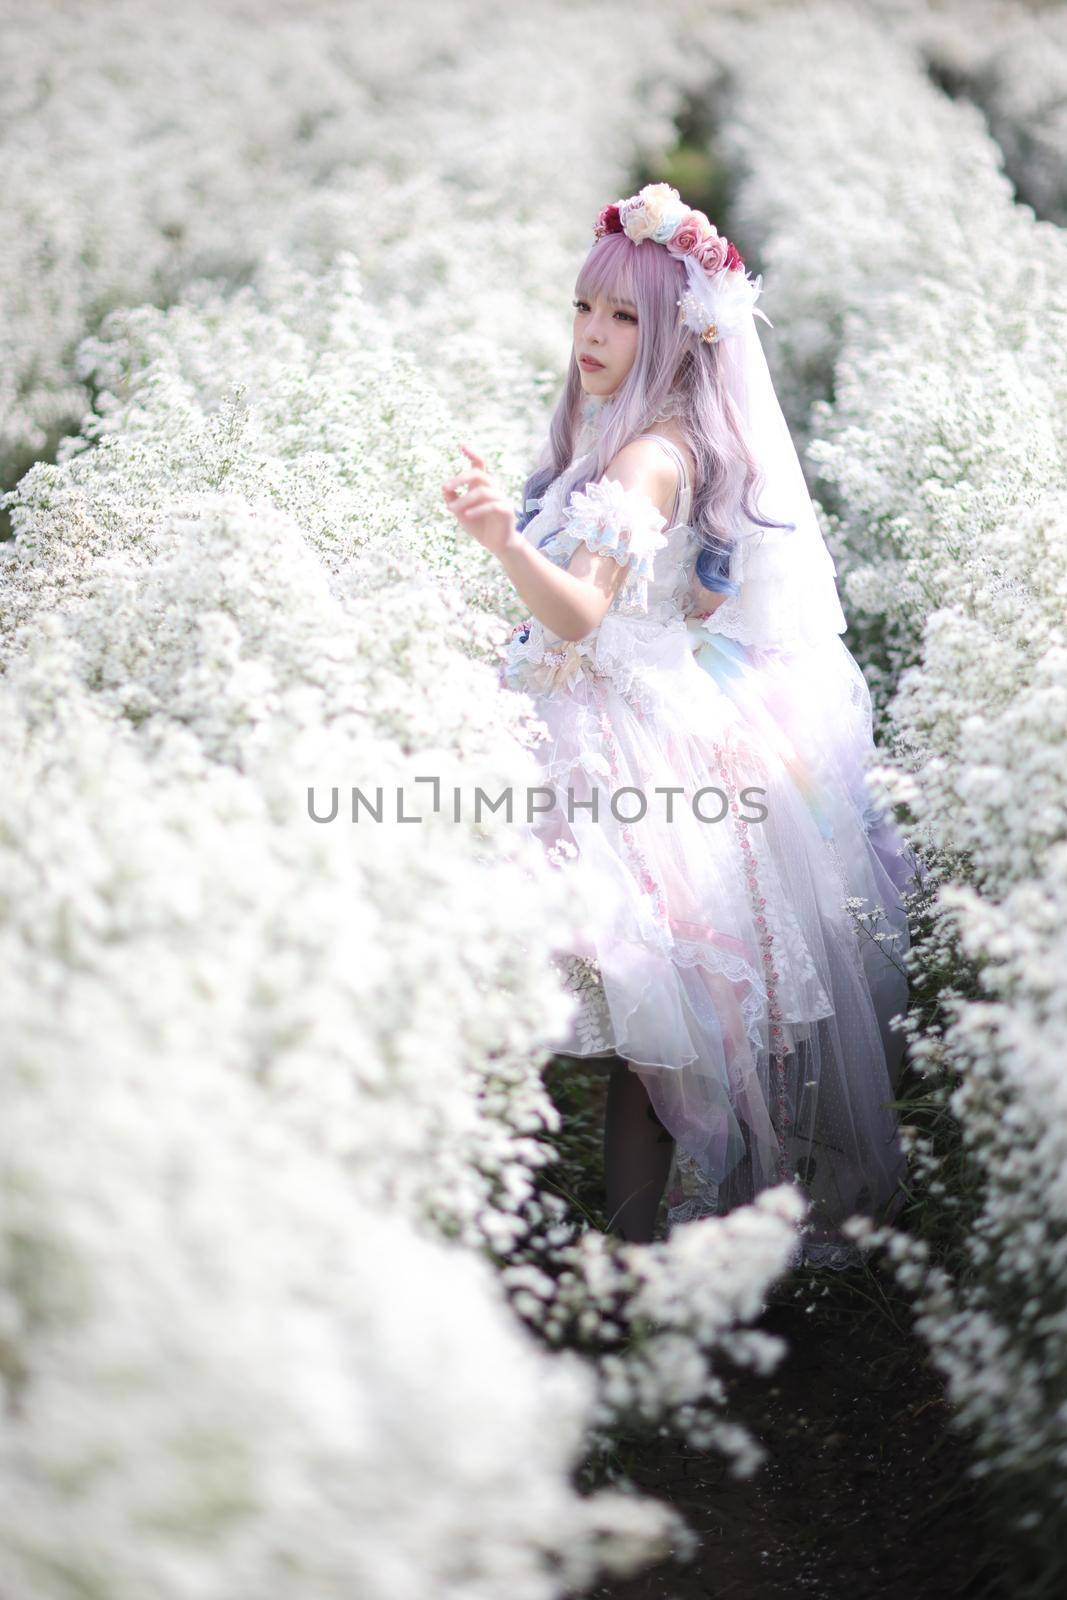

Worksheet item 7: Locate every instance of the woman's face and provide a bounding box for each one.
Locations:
[572,286,639,397]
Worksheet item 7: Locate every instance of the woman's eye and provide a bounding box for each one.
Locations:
[572,299,635,322]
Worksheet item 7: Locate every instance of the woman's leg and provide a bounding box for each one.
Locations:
[603,1055,675,1243]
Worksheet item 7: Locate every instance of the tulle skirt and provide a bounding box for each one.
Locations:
[502,613,919,1244]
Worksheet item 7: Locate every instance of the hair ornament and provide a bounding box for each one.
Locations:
[593,182,772,343]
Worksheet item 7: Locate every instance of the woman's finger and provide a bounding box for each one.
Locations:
[444,489,495,524]
[442,468,487,493]
[456,490,497,517]
[460,443,485,468]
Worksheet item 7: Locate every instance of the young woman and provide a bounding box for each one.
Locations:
[442,184,917,1260]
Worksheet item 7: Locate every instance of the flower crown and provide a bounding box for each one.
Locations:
[593,182,770,343]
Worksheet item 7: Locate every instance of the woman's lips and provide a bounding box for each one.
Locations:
[579,356,605,370]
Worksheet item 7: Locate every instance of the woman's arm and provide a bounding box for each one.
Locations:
[499,440,676,642]
[443,440,673,642]
[496,534,629,642]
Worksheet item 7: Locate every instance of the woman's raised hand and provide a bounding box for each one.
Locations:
[441,444,518,558]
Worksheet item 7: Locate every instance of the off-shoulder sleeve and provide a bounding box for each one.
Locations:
[554,475,669,613]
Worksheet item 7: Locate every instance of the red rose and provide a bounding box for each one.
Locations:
[724,240,745,272]
[594,203,623,239]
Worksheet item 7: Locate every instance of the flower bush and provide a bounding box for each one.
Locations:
[898,0,1067,226]
[714,0,1067,1568]
[0,0,695,490]
[0,5,810,1592]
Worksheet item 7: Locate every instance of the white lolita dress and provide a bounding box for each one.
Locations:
[501,423,916,1244]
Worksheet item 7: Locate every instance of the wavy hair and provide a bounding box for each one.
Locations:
[519,229,790,594]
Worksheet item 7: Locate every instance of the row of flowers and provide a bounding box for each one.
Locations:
[901,0,1067,227]
[0,0,698,491]
[0,3,806,1596]
[716,0,1067,1580]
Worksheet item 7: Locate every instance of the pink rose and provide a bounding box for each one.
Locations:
[667,213,707,257]
[694,232,731,272]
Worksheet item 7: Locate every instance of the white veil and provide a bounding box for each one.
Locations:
[698,311,849,652]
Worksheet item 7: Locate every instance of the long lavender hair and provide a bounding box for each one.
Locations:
[519,230,790,595]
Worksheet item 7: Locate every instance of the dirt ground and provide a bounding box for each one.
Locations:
[542,1058,1011,1600]
[579,1263,1011,1600]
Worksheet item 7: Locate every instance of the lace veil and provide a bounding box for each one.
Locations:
[698,312,848,651]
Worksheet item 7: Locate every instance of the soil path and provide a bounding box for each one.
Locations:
[583,1265,1009,1600]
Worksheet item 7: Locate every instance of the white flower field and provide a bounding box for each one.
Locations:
[2,0,1066,1594]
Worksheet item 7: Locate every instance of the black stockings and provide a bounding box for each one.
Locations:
[603,1055,675,1243]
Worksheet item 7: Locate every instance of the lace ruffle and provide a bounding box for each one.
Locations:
[553,477,669,614]
[554,928,773,1066]
[551,919,807,1077]
[693,523,848,649]
[503,609,692,708]
[648,389,687,424]
[592,613,684,708]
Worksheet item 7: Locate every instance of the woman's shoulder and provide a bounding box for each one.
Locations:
[637,419,696,492]
[600,437,681,526]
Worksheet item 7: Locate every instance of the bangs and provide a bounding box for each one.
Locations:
[575,234,637,309]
